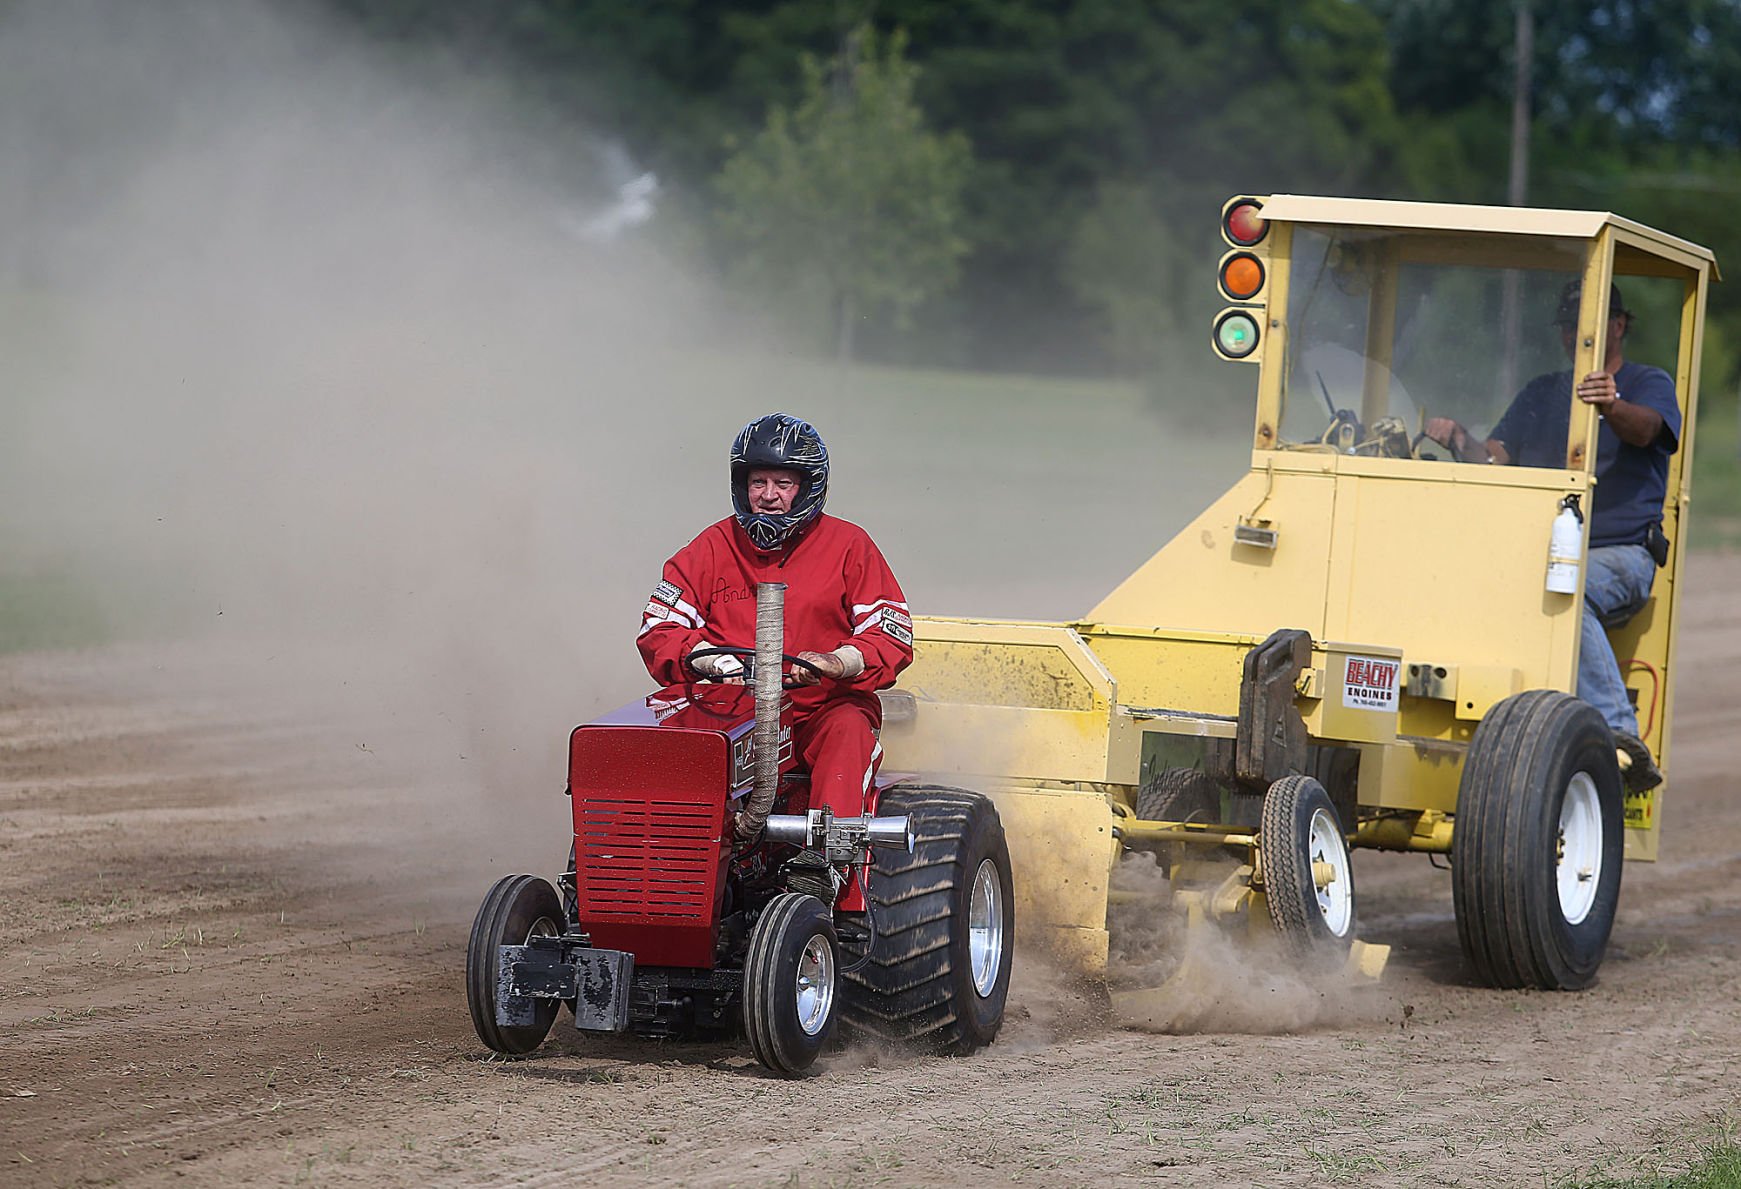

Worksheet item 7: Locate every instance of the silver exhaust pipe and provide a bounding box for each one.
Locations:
[765,810,916,858]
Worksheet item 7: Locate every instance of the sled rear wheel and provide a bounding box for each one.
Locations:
[1452,690,1624,990]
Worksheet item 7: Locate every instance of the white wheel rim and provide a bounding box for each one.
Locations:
[969,859,1004,997]
[1306,808,1354,937]
[1558,772,1603,925]
[795,932,835,1036]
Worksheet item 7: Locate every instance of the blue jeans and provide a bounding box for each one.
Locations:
[1580,544,1656,736]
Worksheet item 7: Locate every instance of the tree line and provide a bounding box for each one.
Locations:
[319,0,1741,388]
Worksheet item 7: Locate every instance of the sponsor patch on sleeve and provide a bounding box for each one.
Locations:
[652,579,682,607]
[881,607,914,646]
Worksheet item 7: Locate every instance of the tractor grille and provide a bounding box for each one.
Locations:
[573,796,720,920]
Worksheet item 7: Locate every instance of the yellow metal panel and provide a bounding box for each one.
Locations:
[1360,239,1398,426]
[882,619,1136,784]
[1451,665,1524,721]
[1565,235,1616,473]
[1318,467,1586,716]
[1253,223,1293,450]
[1359,737,1465,813]
[1264,194,1611,238]
[896,637,1098,711]
[984,784,1118,976]
[1316,643,1403,743]
[1261,195,1717,272]
[878,703,1118,784]
[1610,267,1708,862]
[1075,630,1261,720]
[1087,465,1337,637]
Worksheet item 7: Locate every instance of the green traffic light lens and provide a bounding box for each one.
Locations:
[1214,310,1261,358]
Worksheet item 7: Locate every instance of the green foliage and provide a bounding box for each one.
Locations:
[713,26,971,358]
[1062,180,1191,375]
[1562,1138,1741,1188]
[315,0,1740,377]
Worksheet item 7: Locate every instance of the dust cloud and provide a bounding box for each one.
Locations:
[0,0,766,876]
[1105,851,1384,1034]
[0,2,1247,891]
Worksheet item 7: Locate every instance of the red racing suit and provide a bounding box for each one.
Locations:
[637,514,913,818]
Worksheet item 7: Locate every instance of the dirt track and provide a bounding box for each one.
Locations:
[3,554,1740,1188]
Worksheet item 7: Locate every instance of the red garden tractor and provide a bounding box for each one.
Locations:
[464,584,1015,1075]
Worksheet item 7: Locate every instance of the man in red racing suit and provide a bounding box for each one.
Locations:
[636,413,912,821]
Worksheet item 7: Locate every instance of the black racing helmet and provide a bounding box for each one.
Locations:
[730,413,829,551]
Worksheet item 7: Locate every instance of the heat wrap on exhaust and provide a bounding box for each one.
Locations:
[736,582,786,841]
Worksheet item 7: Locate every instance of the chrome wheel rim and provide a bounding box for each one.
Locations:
[1307,807,1354,938]
[969,859,1004,997]
[795,933,835,1036]
[1558,771,1603,925]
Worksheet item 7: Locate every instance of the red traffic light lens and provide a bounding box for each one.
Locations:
[1220,252,1265,301]
[1225,200,1267,246]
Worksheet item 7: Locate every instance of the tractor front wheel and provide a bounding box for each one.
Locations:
[1452,690,1623,990]
[743,893,839,1076]
[466,874,564,1055]
[842,785,1014,1054]
[1260,774,1357,963]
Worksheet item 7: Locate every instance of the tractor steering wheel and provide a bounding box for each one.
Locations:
[685,646,829,687]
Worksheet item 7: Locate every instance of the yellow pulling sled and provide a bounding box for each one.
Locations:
[880,194,1716,992]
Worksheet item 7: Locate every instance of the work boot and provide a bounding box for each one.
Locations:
[1613,731,1664,793]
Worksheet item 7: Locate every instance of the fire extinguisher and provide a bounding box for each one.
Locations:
[1546,494,1584,594]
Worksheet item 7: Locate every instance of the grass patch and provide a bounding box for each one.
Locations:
[1562,1141,1741,1188]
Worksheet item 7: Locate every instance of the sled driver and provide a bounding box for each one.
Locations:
[1423,280,1676,792]
[636,412,914,826]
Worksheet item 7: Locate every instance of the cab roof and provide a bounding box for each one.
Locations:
[1262,194,1719,280]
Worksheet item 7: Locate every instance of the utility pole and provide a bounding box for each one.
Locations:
[1499,0,1534,400]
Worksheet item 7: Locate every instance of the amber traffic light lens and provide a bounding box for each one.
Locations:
[1220,252,1265,301]
[1225,200,1267,246]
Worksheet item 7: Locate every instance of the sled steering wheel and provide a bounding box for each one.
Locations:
[685,647,829,686]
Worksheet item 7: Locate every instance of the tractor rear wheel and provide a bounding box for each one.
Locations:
[1260,775,1356,963]
[743,893,839,1076]
[1135,768,1220,823]
[1452,690,1624,990]
[842,785,1014,1054]
[466,874,564,1055]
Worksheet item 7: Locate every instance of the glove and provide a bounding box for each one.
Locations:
[791,646,864,686]
[688,646,745,681]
